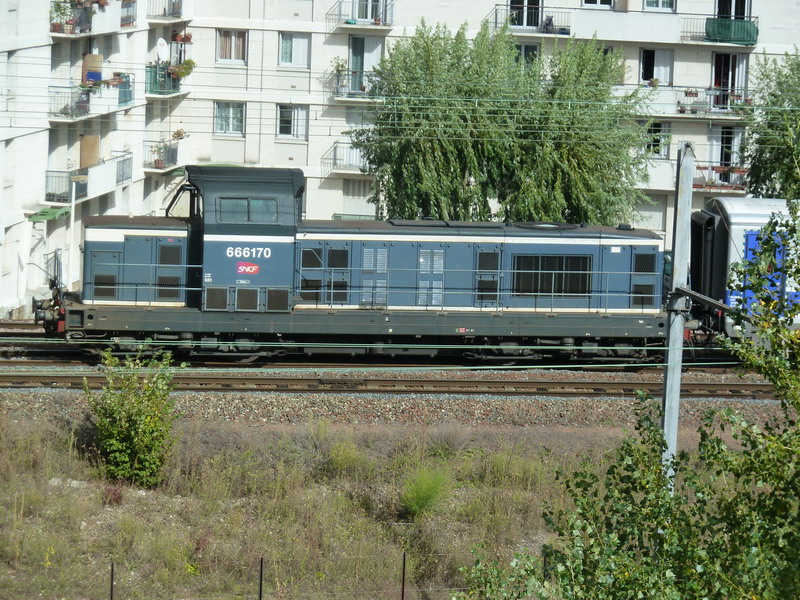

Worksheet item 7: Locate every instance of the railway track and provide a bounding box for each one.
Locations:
[0,370,774,399]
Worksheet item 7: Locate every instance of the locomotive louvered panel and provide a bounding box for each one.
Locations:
[267,289,290,311]
[94,274,117,299]
[328,248,349,269]
[157,276,181,300]
[634,253,657,273]
[431,280,443,306]
[433,250,444,274]
[417,280,430,305]
[205,287,229,310]
[375,279,387,305]
[419,250,431,274]
[477,279,499,302]
[633,284,656,307]
[361,279,374,305]
[236,288,259,311]
[158,245,181,265]
[478,251,499,271]
[375,249,387,273]
[302,248,323,269]
[362,248,374,273]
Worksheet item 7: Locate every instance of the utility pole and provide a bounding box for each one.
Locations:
[661,141,695,478]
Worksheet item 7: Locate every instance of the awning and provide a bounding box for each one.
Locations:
[28,207,71,222]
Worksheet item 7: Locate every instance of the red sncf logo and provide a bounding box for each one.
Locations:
[237,262,260,274]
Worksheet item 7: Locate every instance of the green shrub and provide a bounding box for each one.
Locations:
[399,466,450,519]
[85,350,178,487]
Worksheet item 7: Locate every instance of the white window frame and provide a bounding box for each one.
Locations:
[583,0,613,7]
[644,0,674,11]
[214,101,245,135]
[216,29,247,64]
[515,43,539,65]
[277,104,309,140]
[279,32,310,68]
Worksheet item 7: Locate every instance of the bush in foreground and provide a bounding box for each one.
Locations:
[85,349,178,487]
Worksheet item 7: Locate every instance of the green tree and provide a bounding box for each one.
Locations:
[455,201,800,599]
[743,49,800,198]
[85,350,179,487]
[350,22,652,224]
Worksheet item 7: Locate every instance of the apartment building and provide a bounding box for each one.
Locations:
[0,0,797,316]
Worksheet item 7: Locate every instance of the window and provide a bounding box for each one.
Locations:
[512,255,592,298]
[640,48,673,85]
[515,44,538,64]
[645,122,670,158]
[217,29,247,63]
[644,0,673,10]
[277,104,308,140]
[218,197,278,223]
[214,101,245,135]
[279,32,310,68]
[509,0,540,28]
[583,0,612,6]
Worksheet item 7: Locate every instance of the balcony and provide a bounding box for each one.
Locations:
[147,0,186,19]
[143,136,190,172]
[693,161,747,191]
[49,0,137,36]
[490,4,572,36]
[44,152,134,204]
[322,142,367,176]
[48,75,135,121]
[145,63,182,96]
[330,70,378,101]
[327,0,394,32]
[681,14,758,46]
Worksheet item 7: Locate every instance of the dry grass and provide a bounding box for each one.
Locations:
[0,414,629,599]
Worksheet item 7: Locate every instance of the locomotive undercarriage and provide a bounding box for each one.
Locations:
[58,303,667,363]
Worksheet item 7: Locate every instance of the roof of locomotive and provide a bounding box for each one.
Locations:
[83,216,190,229]
[299,218,663,241]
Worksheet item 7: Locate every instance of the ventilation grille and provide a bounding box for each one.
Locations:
[477,279,498,302]
[157,276,180,300]
[236,288,259,311]
[205,287,229,310]
[158,245,181,266]
[634,253,656,273]
[478,251,499,271]
[267,289,290,311]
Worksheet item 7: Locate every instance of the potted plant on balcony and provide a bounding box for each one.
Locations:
[172,128,186,140]
[153,143,165,169]
[168,58,196,79]
[331,56,349,95]
[50,2,70,32]
[684,88,699,97]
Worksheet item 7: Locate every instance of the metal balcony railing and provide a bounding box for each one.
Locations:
[45,168,88,203]
[143,138,181,169]
[694,161,747,190]
[328,0,394,27]
[145,64,181,95]
[332,70,377,97]
[490,4,572,35]
[148,0,183,18]
[322,142,368,176]
[48,86,91,118]
[680,14,759,45]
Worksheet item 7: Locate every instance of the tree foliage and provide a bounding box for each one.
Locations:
[744,49,800,198]
[85,350,179,487]
[455,200,800,598]
[351,22,652,224]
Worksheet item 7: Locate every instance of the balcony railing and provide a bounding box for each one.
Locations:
[45,151,134,204]
[48,75,135,120]
[50,0,137,34]
[490,4,572,35]
[322,142,367,176]
[143,137,188,170]
[145,64,181,95]
[328,0,395,28]
[331,70,378,98]
[694,161,747,190]
[147,0,183,18]
[680,14,758,45]
[45,168,88,203]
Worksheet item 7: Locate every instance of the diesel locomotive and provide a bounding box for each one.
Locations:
[30,165,783,361]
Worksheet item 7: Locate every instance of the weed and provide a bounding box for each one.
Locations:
[399,466,451,519]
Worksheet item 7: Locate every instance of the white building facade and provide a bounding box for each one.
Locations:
[1,0,798,316]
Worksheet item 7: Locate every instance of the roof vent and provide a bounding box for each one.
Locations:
[617,223,633,230]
